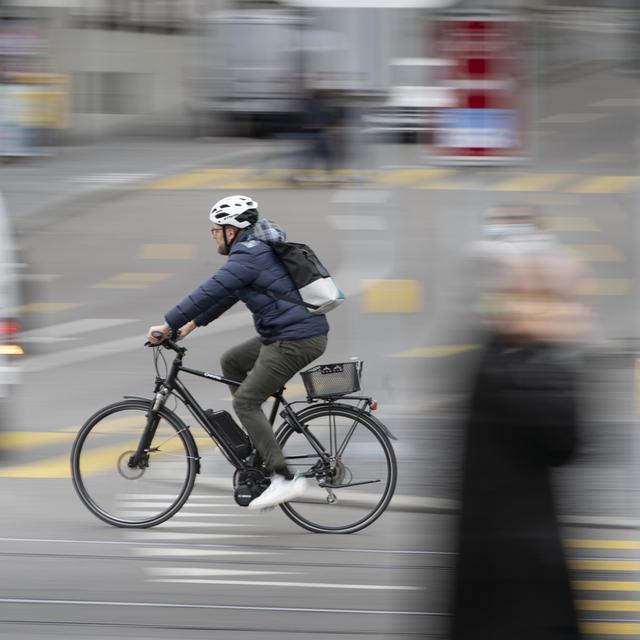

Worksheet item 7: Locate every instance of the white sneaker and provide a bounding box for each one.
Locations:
[247,473,308,510]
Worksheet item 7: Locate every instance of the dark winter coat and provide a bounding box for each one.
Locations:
[451,334,581,640]
[164,219,329,344]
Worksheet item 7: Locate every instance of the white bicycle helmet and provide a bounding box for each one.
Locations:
[209,195,259,229]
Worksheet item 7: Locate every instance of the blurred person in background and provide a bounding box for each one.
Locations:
[290,83,338,184]
[450,234,592,640]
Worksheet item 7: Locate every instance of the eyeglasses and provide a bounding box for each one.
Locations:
[211,227,224,236]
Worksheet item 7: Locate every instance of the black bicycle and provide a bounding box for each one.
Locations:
[71,337,397,534]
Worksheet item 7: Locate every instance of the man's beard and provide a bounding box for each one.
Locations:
[217,245,229,255]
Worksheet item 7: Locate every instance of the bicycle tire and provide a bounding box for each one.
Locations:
[71,399,198,528]
[277,403,397,534]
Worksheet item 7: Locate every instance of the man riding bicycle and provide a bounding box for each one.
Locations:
[147,195,328,509]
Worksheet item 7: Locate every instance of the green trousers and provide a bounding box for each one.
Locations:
[221,334,327,473]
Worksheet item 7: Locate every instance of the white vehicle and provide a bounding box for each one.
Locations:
[190,10,306,136]
[189,7,393,137]
[362,58,456,143]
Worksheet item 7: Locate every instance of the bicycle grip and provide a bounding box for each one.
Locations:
[144,330,168,347]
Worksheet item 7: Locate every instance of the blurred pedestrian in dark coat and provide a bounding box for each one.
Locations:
[451,250,592,640]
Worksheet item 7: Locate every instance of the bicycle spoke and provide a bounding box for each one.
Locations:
[72,402,197,528]
[278,405,397,533]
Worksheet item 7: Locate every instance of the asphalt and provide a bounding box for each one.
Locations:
[2,133,638,530]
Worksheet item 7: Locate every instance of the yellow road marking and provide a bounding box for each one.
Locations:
[393,344,479,358]
[138,244,197,260]
[566,539,640,551]
[419,179,471,190]
[379,168,455,187]
[0,438,189,479]
[145,169,227,190]
[93,272,171,289]
[569,175,640,193]
[8,303,81,314]
[0,432,75,448]
[541,216,598,232]
[58,415,146,434]
[492,173,577,192]
[580,622,640,636]
[566,244,624,262]
[576,600,640,612]
[362,279,423,313]
[570,559,640,572]
[574,278,631,296]
[573,581,640,591]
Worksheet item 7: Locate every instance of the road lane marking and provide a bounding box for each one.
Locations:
[570,560,640,572]
[566,539,640,551]
[0,432,75,449]
[492,173,577,192]
[393,344,479,358]
[0,434,189,477]
[589,98,640,107]
[92,272,171,289]
[135,548,273,557]
[538,113,605,123]
[577,600,640,612]
[580,622,640,636]
[331,190,390,204]
[362,279,422,313]
[154,522,257,528]
[119,502,232,508]
[0,597,441,616]
[150,569,289,577]
[541,217,598,232]
[566,245,624,262]
[145,169,230,190]
[328,215,387,231]
[8,302,81,314]
[120,494,228,500]
[377,168,454,187]
[21,308,254,373]
[20,318,136,339]
[569,175,640,193]
[573,581,640,591]
[150,578,421,591]
[573,278,631,296]
[121,512,254,519]
[127,532,264,540]
[137,244,197,260]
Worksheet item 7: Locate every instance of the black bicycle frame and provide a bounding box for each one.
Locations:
[131,343,329,472]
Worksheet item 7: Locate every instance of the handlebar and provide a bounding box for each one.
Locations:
[145,330,186,353]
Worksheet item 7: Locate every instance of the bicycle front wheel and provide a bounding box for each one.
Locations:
[277,404,397,534]
[71,400,198,528]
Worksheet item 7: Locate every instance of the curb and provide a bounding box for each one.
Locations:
[196,478,640,530]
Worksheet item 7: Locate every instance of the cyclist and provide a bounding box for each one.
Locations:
[147,195,328,509]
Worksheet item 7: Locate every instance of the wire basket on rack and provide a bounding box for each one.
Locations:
[300,360,363,399]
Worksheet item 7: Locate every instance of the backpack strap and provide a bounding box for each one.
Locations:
[249,284,320,311]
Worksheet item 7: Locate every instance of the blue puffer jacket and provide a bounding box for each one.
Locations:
[165,219,329,344]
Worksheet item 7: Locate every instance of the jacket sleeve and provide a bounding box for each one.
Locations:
[164,250,258,330]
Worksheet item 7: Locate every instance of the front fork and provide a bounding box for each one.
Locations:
[128,383,169,469]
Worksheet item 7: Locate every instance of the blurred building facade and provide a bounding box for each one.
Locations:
[0,0,636,143]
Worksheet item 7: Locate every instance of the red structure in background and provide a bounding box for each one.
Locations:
[432,13,526,163]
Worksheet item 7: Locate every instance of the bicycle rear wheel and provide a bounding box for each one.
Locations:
[277,404,397,534]
[71,399,198,528]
